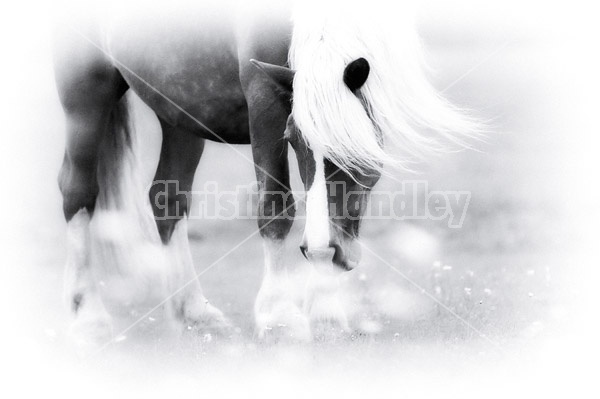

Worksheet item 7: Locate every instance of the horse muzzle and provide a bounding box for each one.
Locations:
[299,242,359,271]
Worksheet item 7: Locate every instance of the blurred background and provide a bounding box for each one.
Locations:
[1,0,599,396]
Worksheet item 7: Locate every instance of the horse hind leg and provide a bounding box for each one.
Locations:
[149,119,231,335]
[63,209,113,347]
[55,36,128,347]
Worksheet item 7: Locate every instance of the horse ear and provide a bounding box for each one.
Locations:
[250,59,295,94]
[344,57,370,92]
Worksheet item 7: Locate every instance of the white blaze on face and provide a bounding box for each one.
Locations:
[304,150,330,251]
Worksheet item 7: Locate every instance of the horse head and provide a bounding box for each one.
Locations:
[252,58,380,272]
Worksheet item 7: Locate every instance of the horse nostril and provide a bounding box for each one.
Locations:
[299,244,308,260]
[331,242,343,264]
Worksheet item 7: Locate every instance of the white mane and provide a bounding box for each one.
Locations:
[289,0,480,174]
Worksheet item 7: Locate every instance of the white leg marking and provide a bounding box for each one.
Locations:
[304,268,349,339]
[254,239,310,342]
[166,218,231,335]
[64,209,113,349]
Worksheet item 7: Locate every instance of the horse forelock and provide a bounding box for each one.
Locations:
[289,0,481,175]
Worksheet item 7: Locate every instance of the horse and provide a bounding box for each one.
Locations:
[53,0,476,345]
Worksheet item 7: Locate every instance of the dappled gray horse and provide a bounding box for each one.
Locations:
[54,1,475,344]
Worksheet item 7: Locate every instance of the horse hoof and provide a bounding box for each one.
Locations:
[68,312,113,354]
[305,293,350,342]
[255,301,311,344]
[182,302,234,338]
[310,319,351,342]
[307,299,350,342]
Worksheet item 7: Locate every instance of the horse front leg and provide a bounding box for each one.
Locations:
[244,104,309,341]
[303,262,350,340]
[253,213,311,343]
[149,119,230,335]
[249,140,310,341]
